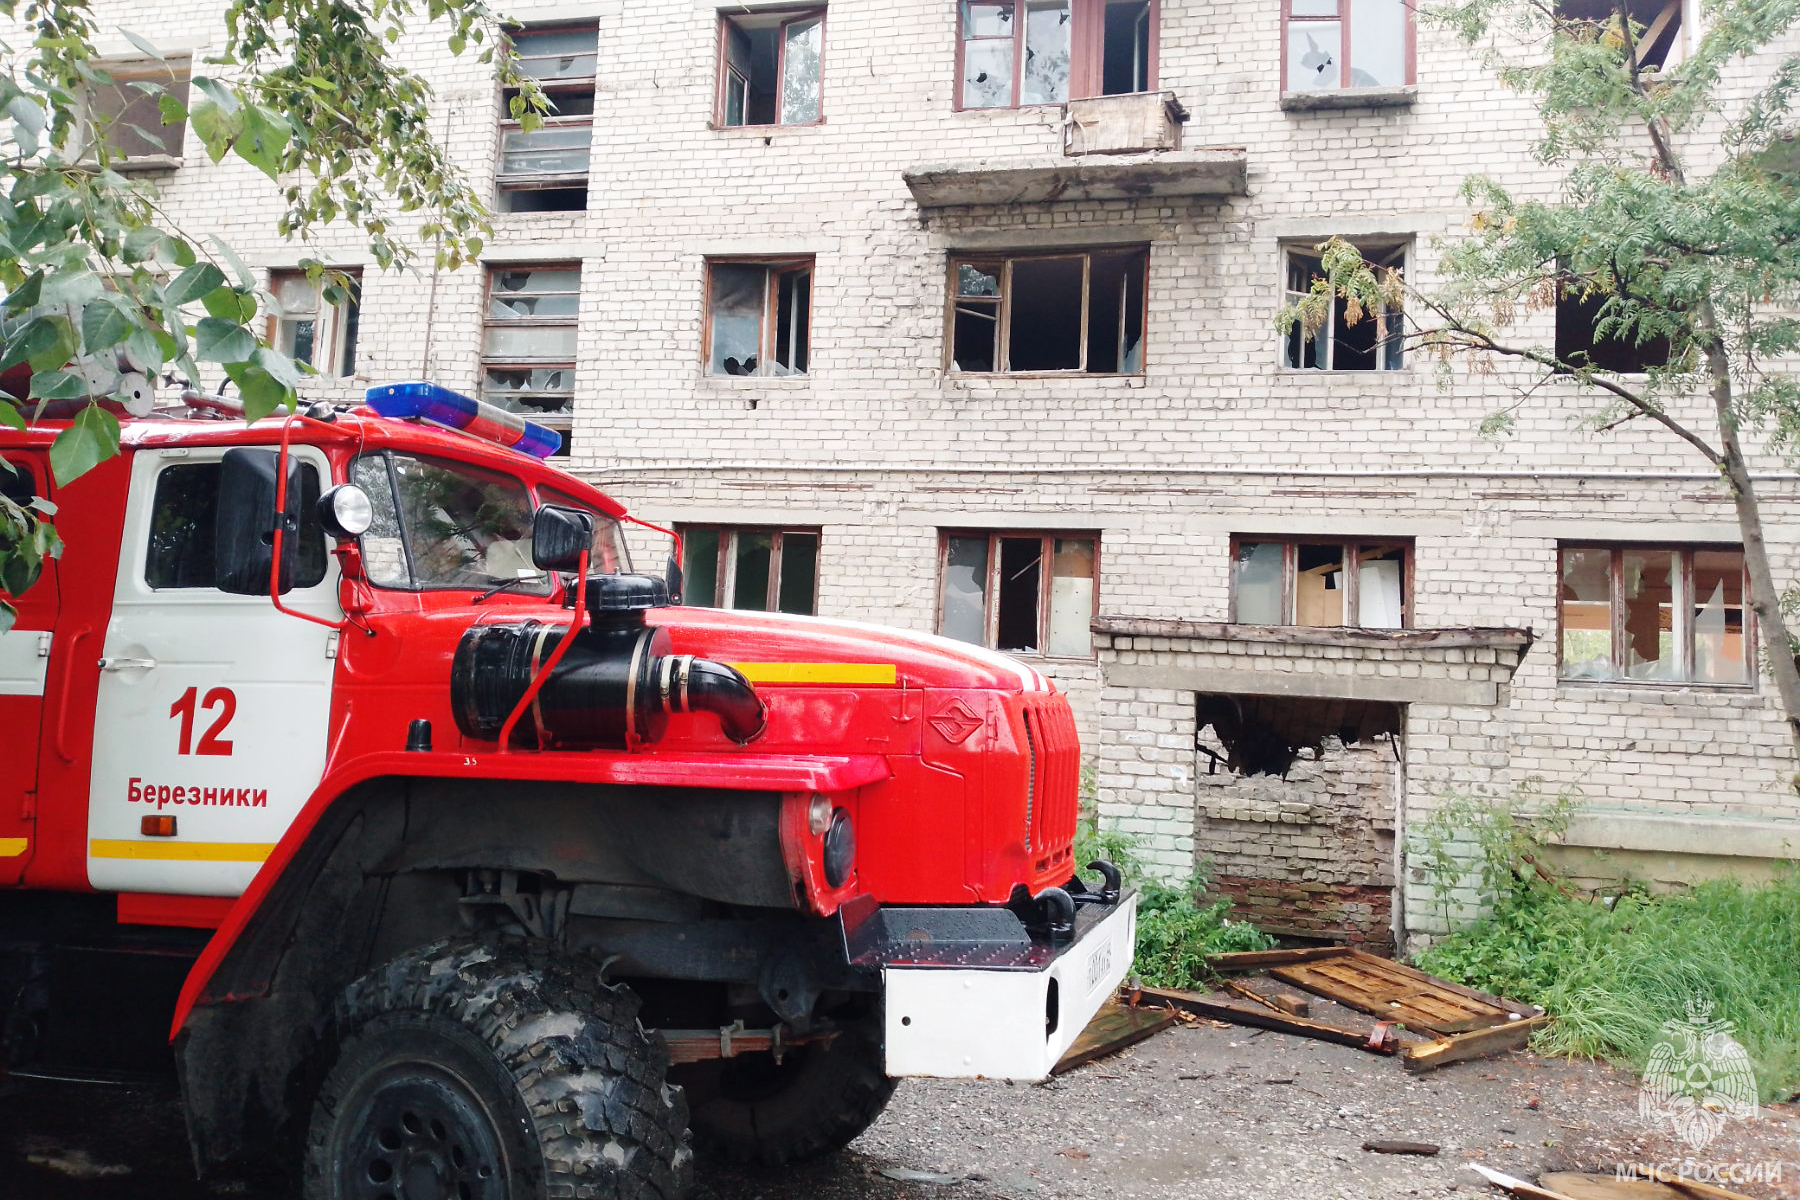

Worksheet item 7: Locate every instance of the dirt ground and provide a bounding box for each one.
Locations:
[6,1006,1795,1200]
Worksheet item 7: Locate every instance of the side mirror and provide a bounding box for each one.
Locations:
[665,553,684,605]
[531,504,595,573]
[215,447,302,596]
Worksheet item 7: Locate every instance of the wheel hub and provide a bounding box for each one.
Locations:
[339,1072,505,1200]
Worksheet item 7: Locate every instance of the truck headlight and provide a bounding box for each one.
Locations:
[824,808,854,888]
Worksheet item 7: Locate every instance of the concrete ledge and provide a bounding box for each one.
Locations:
[1561,811,1800,860]
[1092,617,1534,652]
[1280,86,1417,112]
[904,149,1248,207]
[1105,662,1499,706]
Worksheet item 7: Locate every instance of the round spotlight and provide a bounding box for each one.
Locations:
[807,793,832,836]
[317,483,374,538]
[823,808,855,888]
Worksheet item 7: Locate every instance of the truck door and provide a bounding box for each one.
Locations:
[88,445,339,896]
[0,452,55,882]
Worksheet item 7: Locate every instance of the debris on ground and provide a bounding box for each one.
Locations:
[1051,1000,1177,1075]
[1362,1139,1441,1156]
[1135,984,1391,1054]
[1472,1165,1770,1200]
[1406,1015,1551,1073]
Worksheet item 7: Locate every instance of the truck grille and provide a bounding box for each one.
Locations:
[1021,695,1079,873]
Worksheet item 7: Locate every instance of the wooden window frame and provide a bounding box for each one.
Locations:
[480,262,581,438]
[1228,536,1414,628]
[680,525,822,613]
[1556,543,1754,687]
[266,268,362,379]
[496,22,597,201]
[954,0,1160,111]
[89,56,192,165]
[946,246,1149,376]
[713,7,828,128]
[935,529,1101,659]
[702,256,815,377]
[1279,0,1416,91]
[1279,241,1407,372]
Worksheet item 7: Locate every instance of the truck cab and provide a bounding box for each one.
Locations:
[0,383,1134,1199]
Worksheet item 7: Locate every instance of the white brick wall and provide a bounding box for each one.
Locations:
[42,0,1800,923]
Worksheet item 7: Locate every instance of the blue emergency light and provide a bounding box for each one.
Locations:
[364,381,562,459]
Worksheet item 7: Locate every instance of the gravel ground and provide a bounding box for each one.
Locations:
[6,1014,1796,1200]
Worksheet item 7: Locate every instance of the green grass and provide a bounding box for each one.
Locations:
[1417,874,1800,1102]
[1073,812,1276,991]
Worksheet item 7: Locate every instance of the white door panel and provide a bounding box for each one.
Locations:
[89,447,339,896]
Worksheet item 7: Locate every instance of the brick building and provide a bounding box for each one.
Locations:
[55,0,1800,948]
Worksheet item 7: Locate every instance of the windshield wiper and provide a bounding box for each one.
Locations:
[472,577,533,604]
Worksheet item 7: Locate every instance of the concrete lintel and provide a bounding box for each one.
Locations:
[1561,811,1800,860]
[1512,519,1744,544]
[1279,86,1417,112]
[904,150,1249,208]
[903,510,1140,530]
[481,241,607,264]
[1105,662,1500,706]
[1093,617,1533,653]
[630,506,844,526]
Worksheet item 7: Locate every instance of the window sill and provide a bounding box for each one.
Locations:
[109,154,183,173]
[709,120,826,134]
[1280,86,1416,113]
[946,371,1145,380]
[1557,678,1758,697]
[697,373,812,386]
[1274,366,1411,376]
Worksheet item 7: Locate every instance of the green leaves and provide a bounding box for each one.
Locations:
[164,262,227,307]
[224,359,293,421]
[48,402,120,486]
[1,314,77,373]
[81,295,136,352]
[195,316,255,363]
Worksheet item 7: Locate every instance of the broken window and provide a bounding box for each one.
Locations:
[705,259,813,376]
[268,268,362,378]
[959,0,1156,109]
[88,57,190,164]
[481,264,580,453]
[939,531,1098,657]
[716,9,825,127]
[1231,538,1410,628]
[1556,0,1684,70]
[1554,278,1671,374]
[1283,0,1411,90]
[497,24,597,213]
[949,248,1146,374]
[679,526,820,614]
[1282,243,1405,370]
[1559,545,1749,685]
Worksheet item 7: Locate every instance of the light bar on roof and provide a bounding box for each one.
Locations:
[365,381,562,459]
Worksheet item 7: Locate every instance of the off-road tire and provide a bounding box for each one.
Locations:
[683,1021,895,1166]
[303,939,693,1200]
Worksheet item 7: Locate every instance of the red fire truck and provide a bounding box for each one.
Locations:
[0,381,1134,1199]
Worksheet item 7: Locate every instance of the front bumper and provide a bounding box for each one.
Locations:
[856,892,1138,1080]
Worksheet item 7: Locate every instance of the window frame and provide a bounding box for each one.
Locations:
[496,22,597,210]
[1227,535,1414,628]
[1556,543,1754,688]
[679,524,821,614]
[266,268,363,379]
[702,256,816,377]
[87,55,192,166]
[713,7,828,128]
[1280,0,1416,91]
[480,261,581,442]
[935,529,1101,659]
[954,0,1161,111]
[348,450,550,595]
[1279,241,1407,372]
[945,246,1149,376]
[143,456,329,592]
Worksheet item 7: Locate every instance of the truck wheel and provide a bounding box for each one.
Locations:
[303,940,692,1200]
[685,1022,896,1166]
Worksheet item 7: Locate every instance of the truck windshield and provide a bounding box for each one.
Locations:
[540,487,632,574]
[351,453,629,591]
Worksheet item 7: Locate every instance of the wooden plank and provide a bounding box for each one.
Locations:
[1136,985,1389,1053]
[1221,977,1310,1017]
[1051,1001,1176,1075]
[1362,1140,1440,1156]
[1273,954,1525,1035]
[1202,947,1350,972]
[1471,1163,1584,1200]
[1344,950,1540,1018]
[1403,1015,1548,1073]
[1540,1173,1683,1199]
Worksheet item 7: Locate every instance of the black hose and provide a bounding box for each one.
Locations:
[663,655,766,744]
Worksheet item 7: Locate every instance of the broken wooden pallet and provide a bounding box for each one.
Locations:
[1269,948,1539,1036]
[1404,1014,1548,1073]
[1135,984,1395,1054]
[1051,999,1176,1075]
[1477,1167,1763,1200]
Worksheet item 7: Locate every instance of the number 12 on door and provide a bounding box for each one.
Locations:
[170,686,237,756]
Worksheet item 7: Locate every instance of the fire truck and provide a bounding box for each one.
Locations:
[0,381,1134,1199]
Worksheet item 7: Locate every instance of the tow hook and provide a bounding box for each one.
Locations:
[1079,859,1122,905]
[1030,886,1076,944]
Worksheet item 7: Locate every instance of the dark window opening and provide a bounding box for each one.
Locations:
[938,530,1098,657]
[1557,0,1683,69]
[1282,244,1405,371]
[718,10,824,127]
[1101,0,1153,93]
[90,58,191,161]
[498,25,597,213]
[1555,285,1670,374]
[951,248,1147,374]
[1,459,36,506]
[679,525,820,614]
[147,462,325,591]
[996,536,1045,653]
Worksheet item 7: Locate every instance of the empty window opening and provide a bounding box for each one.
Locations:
[706,258,813,376]
[1557,0,1683,69]
[939,531,1097,657]
[1282,243,1405,371]
[1231,538,1410,628]
[680,526,820,614]
[88,57,191,163]
[498,25,596,213]
[269,269,362,378]
[717,9,825,127]
[1559,544,1748,685]
[950,248,1147,374]
[1284,0,1411,90]
[959,0,1157,108]
[481,264,580,453]
[1554,282,1671,374]
[1196,693,1401,777]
